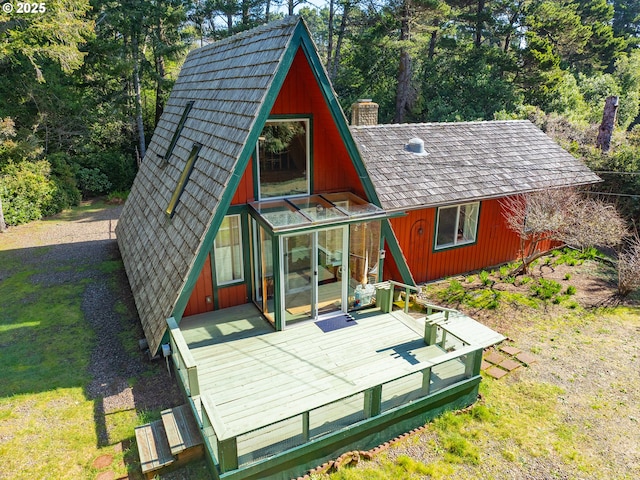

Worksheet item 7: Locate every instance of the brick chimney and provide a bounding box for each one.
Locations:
[351,99,379,126]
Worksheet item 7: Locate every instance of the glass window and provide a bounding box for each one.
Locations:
[435,203,479,249]
[165,143,201,218]
[164,101,194,161]
[257,119,309,199]
[214,215,244,285]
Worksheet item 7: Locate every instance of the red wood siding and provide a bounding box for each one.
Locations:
[231,158,254,204]
[183,254,214,317]
[185,48,372,316]
[271,48,365,197]
[389,198,554,283]
[217,284,248,309]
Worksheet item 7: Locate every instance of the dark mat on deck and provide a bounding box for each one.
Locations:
[315,313,357,333]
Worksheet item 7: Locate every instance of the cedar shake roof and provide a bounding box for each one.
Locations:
[116,17,303,354]
[350,120,601,211]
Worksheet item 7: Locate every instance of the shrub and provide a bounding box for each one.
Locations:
[531,278,562,300]
[566,285,577,295]
[617,235,640,296]
[76,167,112,197]
[479,270,492,286]
[0,160,55,225]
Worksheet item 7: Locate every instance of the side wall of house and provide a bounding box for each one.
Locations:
[183,47,366,316]
[389,198,554,283]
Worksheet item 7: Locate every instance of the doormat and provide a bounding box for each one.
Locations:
[315,314,356,333]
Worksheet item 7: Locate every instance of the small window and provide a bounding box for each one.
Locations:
[214,215,244,285]
[164,101,194,161]
[435,202,479,249]
[166,143,201,218]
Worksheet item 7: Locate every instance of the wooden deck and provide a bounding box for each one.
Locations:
[179,304,498,441]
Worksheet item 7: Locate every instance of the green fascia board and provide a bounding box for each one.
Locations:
[216,376,481,480]
[171,24,303,323]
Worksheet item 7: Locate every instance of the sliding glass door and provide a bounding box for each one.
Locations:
[281,226,347,326]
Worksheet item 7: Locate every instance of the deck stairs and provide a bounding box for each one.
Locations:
[134,404,204,478]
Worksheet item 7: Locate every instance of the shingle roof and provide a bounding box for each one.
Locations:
[350,120,600,211]
[116,17,302,354]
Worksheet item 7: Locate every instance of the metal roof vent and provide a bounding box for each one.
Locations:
[406,137,427,155]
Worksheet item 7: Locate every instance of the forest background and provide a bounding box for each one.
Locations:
[1,0,639,228]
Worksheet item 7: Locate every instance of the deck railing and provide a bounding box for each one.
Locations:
[166,317,200,397]
[200,341,483,473]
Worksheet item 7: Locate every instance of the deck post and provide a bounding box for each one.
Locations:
[424,321,437,346]
[404,287,410,313]
[364,385,382,418]
[302,411,310,442]
[218,437,238,473]
[188,367,200,397]
[465,348,483,377]
[421,367,432,395]
[440,330,447,349]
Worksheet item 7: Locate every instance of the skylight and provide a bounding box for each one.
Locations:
[166,143,201,218]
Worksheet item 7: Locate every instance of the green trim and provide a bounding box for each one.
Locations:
[382,219,415,286]
[214,376,481,480]
[210,244,219,310]
[296,30,381,206]
[272,234,283,331]
[432,201,482,253]
[166,143,201,218]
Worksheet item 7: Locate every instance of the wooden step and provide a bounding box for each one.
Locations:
[161,404,203,456]
[135,420,174,476]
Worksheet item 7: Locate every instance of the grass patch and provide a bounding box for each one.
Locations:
[0,203,150,479]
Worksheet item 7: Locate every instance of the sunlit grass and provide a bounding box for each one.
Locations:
[0,203,151,479]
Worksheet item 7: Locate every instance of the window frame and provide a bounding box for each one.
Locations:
[214,214,245,286]
[434,202,480,251]
[165,142,201,218]
[164,101,194,162]
[255,117,311,201]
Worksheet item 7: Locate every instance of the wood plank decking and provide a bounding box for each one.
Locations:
[179,305,485,440]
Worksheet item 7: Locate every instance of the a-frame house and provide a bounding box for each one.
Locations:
[116,16,597,479]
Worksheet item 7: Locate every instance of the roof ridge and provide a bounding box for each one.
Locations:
[350,119,532,129]
[188,16,300,57]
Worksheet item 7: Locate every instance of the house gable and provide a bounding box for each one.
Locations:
[117,17,303,354]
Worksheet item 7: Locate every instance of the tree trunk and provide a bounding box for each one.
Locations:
[265,0,271,22]
[475,0,485,48]
[428,29,437,59]
[327,0,335,72]
[132,34,146,159]
[154,17,167,127]
[0,196,7,233]
[596,96,619,153]
[330,1,351,81]
[394,0,413,123]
